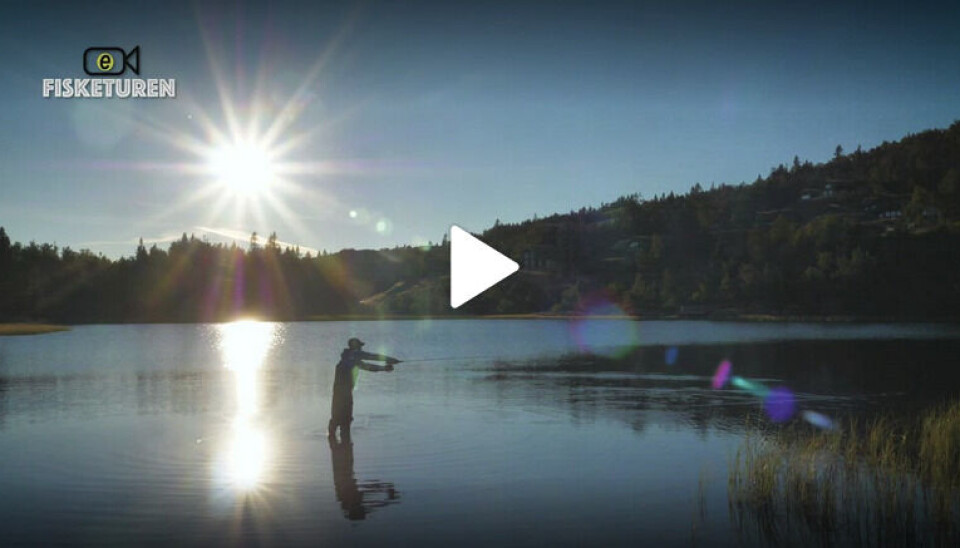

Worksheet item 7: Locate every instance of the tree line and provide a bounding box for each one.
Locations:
[2,120,960,322]
[0,229,446,322]
[382,120,960,319]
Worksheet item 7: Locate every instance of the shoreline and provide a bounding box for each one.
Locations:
[0,324,71,336]
[9,314,960,327]
[305,312,960,323]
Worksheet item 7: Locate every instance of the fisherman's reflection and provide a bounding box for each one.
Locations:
[328,437,400,520]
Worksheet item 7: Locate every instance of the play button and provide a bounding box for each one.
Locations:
[450,225,519,308]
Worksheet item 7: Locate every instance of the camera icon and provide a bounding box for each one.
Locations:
[83,46,140,76]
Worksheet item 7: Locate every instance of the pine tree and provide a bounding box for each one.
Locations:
[0,227,11,265]
[136,238,148,262]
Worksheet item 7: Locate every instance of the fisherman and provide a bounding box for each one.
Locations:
[328,337,400,441]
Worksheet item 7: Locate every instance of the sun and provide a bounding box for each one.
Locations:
[207,140,277,197]
[121,22,361,245]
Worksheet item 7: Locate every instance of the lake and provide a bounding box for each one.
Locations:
[1,320,959,546]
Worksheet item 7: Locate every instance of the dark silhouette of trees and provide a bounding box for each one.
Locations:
[3,121,960,322]
[0,228,437,322]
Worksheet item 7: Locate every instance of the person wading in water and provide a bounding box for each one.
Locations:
[328,337,401,441]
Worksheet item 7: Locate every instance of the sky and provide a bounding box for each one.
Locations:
[1,0,959,257]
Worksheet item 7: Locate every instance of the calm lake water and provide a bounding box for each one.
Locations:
[1,320,960,546]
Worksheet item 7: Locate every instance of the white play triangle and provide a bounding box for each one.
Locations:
[449,225,519,308]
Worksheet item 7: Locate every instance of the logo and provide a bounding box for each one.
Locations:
[43,46,174,99]
[83,46,140,76]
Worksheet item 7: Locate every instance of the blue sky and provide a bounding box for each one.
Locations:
[1,1,959,257]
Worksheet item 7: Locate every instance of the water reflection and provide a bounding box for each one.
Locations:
[328,438,400,520]
[478,339,960,436]
[216,320,279,491]
[224,419,269,490]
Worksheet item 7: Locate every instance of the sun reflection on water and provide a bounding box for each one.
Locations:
[216,320,279,492]
[224,419,269,490]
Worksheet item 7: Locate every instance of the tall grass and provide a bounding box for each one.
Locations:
[919,402,960,490]
[729,401,960,546]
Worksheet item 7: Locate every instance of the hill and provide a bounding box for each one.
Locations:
[2,121,960,322]
[370,121,960,319]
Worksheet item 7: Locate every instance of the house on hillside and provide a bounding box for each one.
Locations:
[825,178,860,194]
[611,237,649,254]
[801,182,843,202]
[862,196,904,221]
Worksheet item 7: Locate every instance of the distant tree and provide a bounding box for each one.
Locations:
[835,144,844,160]
[660,268,678,309]
[769,216,796,246]
[555,283,581,312]
[649,234,664,260]
[905,186,932,225]
[136,238,148,263]
[0,227,11,265]
[0,227,11,318]
[939,168,959,196]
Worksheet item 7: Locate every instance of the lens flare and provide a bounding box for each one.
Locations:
[764,387,796,423]
[802,410,834,430]
[664,346,679,366]
[569,294,638,357]
[711,360,732,389]
[729,372,802,425]
[731,375,770,398]
[375,218,393,235]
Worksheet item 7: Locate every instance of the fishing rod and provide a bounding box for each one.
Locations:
[395,355,496,364]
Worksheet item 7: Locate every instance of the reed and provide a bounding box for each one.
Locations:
[728,402,960,545]
[918,400,960,491]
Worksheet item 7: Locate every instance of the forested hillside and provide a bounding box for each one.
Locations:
[3,121,960,322]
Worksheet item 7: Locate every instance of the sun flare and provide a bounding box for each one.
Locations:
[208,140,277,197]
[115,24,357,247]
